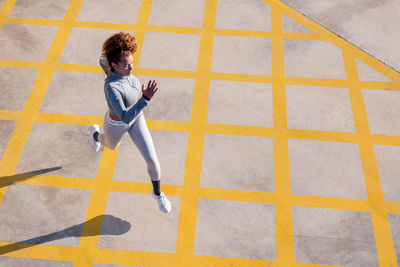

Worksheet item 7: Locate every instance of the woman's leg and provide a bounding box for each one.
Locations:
[128,113,170,213]
[98,113,127,150]
[127,113,161,181]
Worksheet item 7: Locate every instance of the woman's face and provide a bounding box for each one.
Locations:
[112,54,133,76]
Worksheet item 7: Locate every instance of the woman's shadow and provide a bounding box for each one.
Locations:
[0,214,131,255]
[0,167,63,188]
[0,167,131,255]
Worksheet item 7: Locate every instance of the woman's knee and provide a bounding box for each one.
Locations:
[147,158,160,170]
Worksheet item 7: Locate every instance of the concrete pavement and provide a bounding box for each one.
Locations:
[0,0,400,266]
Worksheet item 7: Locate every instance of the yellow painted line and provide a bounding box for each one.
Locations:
[5,17,62,26]
[359,81,400,91]
[131,0,153,67]
[359,142,398,266]
[174,0,217,261]
[93,248,287,267]
[37,112,103,126]
[269,1,295,264]
[73,20,134,31]
[285,76,348,88]
[273,137,294,265]
[136,68,197,79]
[191,255,275,266]
[295,263,342,267]
[92,251,339,267]
[294,129,399,148]
[342,51,397,265]
[0,59,43,69]
[37,113,192,133]
[91,249,179,266]
[0,1,13,153]
[386,202,400,215]
[209,72,273,83]
[292,195,370,212]
[372,135,400,146]
[286,128,357,143]
[214,28,324,42]
[360,132,400,146]
[205,123,275,137]
[77,21,203,34]
[189,79,211,126]
[62,0,84,21]
[0,110,21,121]
[293,79,398,97]
[281,31,325,41]
[111,180,183,196]
[0,0,16,27]
[19,68,56,113]
[214,28,273,38]
[199,187,276,203]
[144,25,202,34]
[0,72,45,173]
[0,188,6,211]
[174,133,203,257]
[0,242,78,261]
[56,63,102,73]
[343,52,370,133]
[10,174,94,190]
[110,180,152,195]
[76,149,117,266]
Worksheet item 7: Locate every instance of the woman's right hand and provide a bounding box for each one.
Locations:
[142,80,158,100]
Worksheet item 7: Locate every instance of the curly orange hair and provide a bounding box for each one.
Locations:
[101,32,138,72]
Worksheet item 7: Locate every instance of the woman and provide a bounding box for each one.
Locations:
[88,32,171,213]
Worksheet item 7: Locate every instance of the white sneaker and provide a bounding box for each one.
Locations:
[152,191,171,213]
[89,124,101,152]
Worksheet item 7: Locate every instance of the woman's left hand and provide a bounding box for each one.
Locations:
[142,80,158,100]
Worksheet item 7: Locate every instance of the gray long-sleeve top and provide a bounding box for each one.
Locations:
[104,71,149,124]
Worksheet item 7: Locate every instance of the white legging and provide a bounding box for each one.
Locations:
[98,111,161,181]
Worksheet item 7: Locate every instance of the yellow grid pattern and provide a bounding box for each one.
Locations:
[0,0,399,266]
